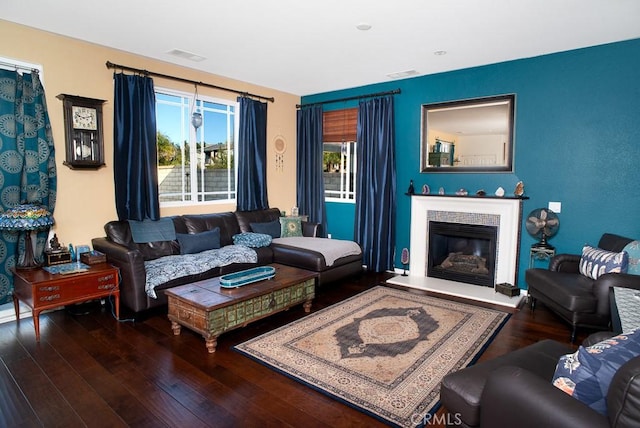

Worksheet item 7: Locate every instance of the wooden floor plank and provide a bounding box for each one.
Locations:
[0,272,591,428]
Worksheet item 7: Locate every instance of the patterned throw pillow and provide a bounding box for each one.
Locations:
[250,220,281,238]
[280,217,302,238]
[176,227,220,255]
[552,329,640,415]
[622,240,640,276]
[232,232,272,248]
[578,245,628,280]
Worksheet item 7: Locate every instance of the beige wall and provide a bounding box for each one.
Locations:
[0,20,299,248]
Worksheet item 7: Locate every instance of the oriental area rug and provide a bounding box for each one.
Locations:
[235,285,510,427]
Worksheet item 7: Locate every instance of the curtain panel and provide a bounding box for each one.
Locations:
[113,73,159,221]
[354,96,396,272]
[237,97,268,211]
[0,70,57,304]
[296,105,327,236]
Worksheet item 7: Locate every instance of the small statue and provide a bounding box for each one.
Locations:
[49,233,61,251]
[407,180,415,195]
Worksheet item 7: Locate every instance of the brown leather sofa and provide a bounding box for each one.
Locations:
[92,208,362,315]
[440,332,640,428]
[526,233,640,342]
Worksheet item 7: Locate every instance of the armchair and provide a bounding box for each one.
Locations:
[526,233,640,342]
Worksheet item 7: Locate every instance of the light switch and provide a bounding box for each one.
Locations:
[548,201,561,213]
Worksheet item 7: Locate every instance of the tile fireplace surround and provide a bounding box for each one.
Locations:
[388,195,526,308]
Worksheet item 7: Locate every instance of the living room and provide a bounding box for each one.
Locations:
[2,2,640,426]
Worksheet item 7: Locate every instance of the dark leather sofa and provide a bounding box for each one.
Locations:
[92,208,362,314]
[526,233,640,341]
[440,332,640,428]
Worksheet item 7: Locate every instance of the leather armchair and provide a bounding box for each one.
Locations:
[526,233,640,342]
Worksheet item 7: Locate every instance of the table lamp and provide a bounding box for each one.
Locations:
[0,203,55,270]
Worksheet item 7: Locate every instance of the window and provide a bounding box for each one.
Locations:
[323,108,357,202]
[155,88,238,205]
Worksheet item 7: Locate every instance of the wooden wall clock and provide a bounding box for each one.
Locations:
[57,94,106,169]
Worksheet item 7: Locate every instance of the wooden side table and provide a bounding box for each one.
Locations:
[12,263,120,341]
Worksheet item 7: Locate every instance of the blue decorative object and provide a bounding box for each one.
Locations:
[623,240,640,276]
[0,204,55,270]
[220,266,276,288]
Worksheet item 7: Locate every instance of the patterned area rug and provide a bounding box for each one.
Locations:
[235,286,510,427]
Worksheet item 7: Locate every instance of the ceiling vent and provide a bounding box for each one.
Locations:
[167,49,206,62]
[386,70,419,79]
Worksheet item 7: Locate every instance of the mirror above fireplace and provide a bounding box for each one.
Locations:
[420,94,515,173]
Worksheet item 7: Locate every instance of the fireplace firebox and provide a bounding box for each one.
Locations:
[428,221,497,287]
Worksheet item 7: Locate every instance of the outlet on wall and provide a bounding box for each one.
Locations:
[548,201,562,213]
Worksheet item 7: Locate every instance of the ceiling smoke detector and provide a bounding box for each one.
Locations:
[167,49,207,62]
[356,23,372,31]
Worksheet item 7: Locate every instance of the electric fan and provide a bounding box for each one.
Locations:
[525,208,560,250]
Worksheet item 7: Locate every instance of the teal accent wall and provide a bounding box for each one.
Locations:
[304,39,640,287]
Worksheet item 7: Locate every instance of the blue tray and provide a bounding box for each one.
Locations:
[220,266,276,288]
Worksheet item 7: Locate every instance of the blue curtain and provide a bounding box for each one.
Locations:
[113,73,159,221]
[296,105,327,236]
[237,97,268,211]
[0,70,57,304]
[354,96,396,272]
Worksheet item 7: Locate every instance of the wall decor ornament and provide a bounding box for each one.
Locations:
[514,181,525,197]
[422,184,430,194]
[495,186,505,197]
[273,135,286,172]
[407,180,415,195]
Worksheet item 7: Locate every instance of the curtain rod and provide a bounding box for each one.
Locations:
[106,61,275,103]
[296,88,401,108]
[0,60,39,74]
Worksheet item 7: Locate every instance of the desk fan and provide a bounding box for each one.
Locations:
[526,208,560,250]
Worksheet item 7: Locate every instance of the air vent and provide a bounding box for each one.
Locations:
[166,49,206,62]
[386,69,419,79]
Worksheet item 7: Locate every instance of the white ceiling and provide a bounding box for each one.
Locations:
[3,0,640,96]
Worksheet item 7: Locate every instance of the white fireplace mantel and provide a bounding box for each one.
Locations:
[388,195,525,308]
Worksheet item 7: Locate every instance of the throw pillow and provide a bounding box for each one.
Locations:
[552,329,640,415]
[232,232,272,248]
[578,245,628,280]
[176,227,221,255]
[622,240,640,276]
[280,217,302,238]
[250,220,281,238]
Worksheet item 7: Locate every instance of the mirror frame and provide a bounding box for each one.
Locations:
[420,94,515,173]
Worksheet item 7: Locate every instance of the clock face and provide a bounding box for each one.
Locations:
[72,106,98,130]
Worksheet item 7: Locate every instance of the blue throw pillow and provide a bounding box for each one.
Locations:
[623,240,640,276]
[232,232,272,248]
[552,329,640,415]
[176,227,220,255]
[578,245,628,280]
[250,220,281,238]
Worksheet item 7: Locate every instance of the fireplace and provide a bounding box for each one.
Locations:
[387,195,524,308]
[427,221,497,287]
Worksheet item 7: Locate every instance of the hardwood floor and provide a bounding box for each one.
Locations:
[0,272,590,428]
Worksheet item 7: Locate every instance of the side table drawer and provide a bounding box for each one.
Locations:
[34,284,63,304]
[60,271,119,299]
[168,298,207,331]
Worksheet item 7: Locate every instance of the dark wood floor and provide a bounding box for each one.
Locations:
[1,272,590,428]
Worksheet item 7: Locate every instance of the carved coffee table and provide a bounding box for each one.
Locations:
[165,263,317,353]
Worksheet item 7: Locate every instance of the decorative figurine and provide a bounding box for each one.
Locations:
[455,188,468,196]
[422,184,430,195]
[476,189,486,196]
[495,186,505,197]
[438,187,445,195]
[49,233,62,251]
[514,181,525,197]
[407,180,415,195]
[401,248,410,276]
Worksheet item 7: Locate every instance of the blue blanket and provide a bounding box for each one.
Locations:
[128,218,176,243]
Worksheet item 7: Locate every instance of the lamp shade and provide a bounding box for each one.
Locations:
[0,204,54,231]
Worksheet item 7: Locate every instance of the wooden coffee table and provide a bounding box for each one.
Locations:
[166,263,317,353]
